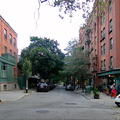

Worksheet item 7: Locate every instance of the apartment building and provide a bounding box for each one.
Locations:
[79,0,120,87]
[0,15,18,91]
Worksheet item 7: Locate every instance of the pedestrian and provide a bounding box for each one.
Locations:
[117,83,120,95]
[110,85,116,98]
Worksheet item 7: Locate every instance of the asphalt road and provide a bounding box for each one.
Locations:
[0,85,118,120]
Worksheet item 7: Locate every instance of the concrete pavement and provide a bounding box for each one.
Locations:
[74,89,117,107]
[0,90,35,102]
[0,88,117,108]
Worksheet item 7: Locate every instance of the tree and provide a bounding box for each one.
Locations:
[22,58,31,92]
[36,0,108,19]
[18,37,65,83]
[63,39,91,90]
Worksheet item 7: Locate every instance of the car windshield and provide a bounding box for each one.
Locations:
[39,83,47,86]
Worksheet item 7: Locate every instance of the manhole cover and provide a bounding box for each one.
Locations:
[65,103,77,105]
[36,110,49,113]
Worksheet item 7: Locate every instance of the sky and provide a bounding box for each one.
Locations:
[0,0,85,54]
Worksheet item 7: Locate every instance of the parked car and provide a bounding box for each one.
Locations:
[37,82,49,92]
[65,84,74,91]
[115,94,120,107]
[49,83,56,90]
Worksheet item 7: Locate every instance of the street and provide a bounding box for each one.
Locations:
[0,85,118,120]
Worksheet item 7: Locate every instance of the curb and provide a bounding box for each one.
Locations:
[0,93,30,103]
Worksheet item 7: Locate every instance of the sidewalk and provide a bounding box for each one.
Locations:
[75,89,116,107]
[0,89,35,102]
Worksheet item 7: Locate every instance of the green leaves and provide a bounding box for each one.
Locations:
[19,37,65,81]
[22,58,31,80]
[63,39,91,81]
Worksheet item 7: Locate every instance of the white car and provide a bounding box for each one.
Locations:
[115,94,120,107]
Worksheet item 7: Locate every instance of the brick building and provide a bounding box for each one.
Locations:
[0,15,18,91]
[79,0,120,88]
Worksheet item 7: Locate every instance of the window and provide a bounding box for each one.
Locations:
[1,62,7,78]
[100,12,105,25]
[101,28,105,41]
[109,19,112,30]
[110,56,113,69]
[109,19,112,33]
[4,46,7,53]
[94,23,96,32]
[13,68,16,77]
[14,38,16,47]
[103,44,106,54]
[9,34,12,44]
[4,29,7,40]
[14,52,16,57]
[4,85,7,90]
[103,28,105,38]
[101,44,106,55]
[10,50,12,55]
[103,59,106,68]
[101,61,103,67]
[109,1,112,13]
[110,38,113,50]
[94,37,97,45]
[101,60,106,70]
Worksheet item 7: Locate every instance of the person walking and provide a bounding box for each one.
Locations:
[117,83,120,95]
[110,84,116,98]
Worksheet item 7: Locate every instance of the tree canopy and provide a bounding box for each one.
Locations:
[38,0,95,18]
[63,39,91,87]
[18,37,65,81]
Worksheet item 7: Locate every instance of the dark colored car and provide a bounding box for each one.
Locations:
[37,82,49,92]
[49,83,56,90]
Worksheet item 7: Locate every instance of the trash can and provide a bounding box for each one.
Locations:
[85,86,91,94]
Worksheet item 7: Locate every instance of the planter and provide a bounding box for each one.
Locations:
[94,94,100,99]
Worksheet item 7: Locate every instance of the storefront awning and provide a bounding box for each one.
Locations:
[97,69,120,77]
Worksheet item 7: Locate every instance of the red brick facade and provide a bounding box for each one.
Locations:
[0,15,18,91]
[79,0,120,88]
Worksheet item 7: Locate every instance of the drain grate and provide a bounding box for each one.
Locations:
[36,110,49,113]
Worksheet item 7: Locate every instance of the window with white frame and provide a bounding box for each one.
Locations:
[101,44,106,55]
[100,12,105,25]
[110,56,113,67]
[109,1,112,13]
[9,34,12,44]
[101,28,105,40]
[103,59,106,68]
[4,46,7,53]
[10,50,12,55]
[109,19,112,31]
[14,38,16,47]
[4,29,7,40]
[1,62,7,78]
[110,38,113,50]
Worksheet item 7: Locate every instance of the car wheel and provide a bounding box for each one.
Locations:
[117,103,120,107]
[115,102,120,107]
